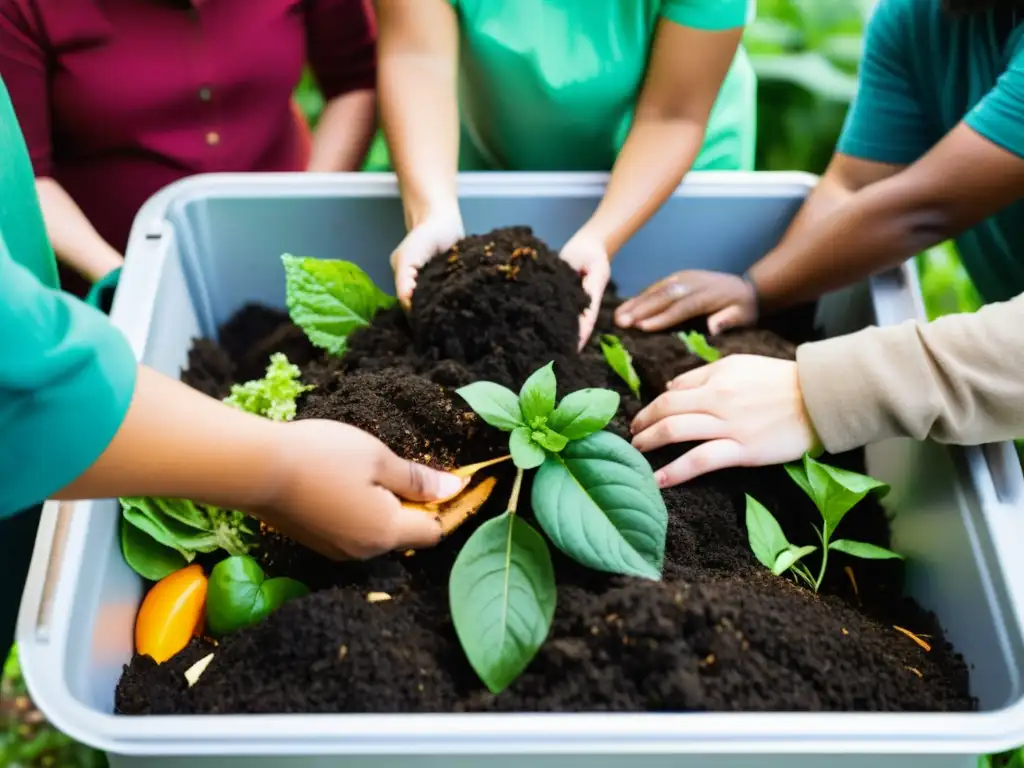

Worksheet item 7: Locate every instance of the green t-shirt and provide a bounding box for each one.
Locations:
[838,0,1024,304]
[0,76,137,518]
[366,0,756,173]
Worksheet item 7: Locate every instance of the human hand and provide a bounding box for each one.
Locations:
[560,231,611,349]
[258,420,468,560]
[391,204,465,309]
[615,270,757,335]
[630,355,819,488]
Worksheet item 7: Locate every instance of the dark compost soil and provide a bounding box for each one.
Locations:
[116,226,975,715]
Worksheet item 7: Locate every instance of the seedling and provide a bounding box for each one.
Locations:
[451,362,668,693]
[282,254,395,356]
[120,354,312,581]
[678,330,720,363]
[599,334,641,398]
[746,453,902,593]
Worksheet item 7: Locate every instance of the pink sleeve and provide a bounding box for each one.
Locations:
[0,0,53,176]
[306,0,377,100]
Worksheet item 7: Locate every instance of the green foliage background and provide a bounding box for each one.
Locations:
[1,1,1014,765]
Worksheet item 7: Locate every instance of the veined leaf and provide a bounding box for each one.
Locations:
[547,388,620,441]
[745,495,790,570]
[600,335,641,399]
[457,381,524,431]
[120,519,188,582]
[829,539,904,560]
[510,427,546,470]
[223,352,313,422]
[772,544,818,576]
[532,431,667,579]
[804,454,890,530]
[518,362,557,424]
[449,512,556,694]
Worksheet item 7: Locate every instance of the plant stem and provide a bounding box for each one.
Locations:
[507,468,525,516]
[814,535,830,594]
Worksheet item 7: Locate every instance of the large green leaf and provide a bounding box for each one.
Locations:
[119,518,188,582]
[206,556,309,637]
[547,389,620,441]
[531,431,667,579]
[745,494,790,570]
[458,382,524,431]
[449,512,556,694]
[282,255,395,356]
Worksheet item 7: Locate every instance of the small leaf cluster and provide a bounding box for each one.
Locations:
[746,453,902,593]
[599,334,641,398]
[223,352,313,422]
[451,363,668,694]
[678,330,720,363]
[458,361,620,470]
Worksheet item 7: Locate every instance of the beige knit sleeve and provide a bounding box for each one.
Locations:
[795,291,1024,454]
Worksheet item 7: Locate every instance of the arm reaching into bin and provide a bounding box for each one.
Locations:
[616,0,1024,333]
[564,8,746,347]
[378,0,464,309]
[629,291,1024,487]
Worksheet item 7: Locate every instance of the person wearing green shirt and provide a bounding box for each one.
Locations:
[615,0,1024,336]
[0,76,466,649]
[378,0,756,346]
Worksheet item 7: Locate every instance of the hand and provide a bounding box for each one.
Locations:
[560,231,611,349]
[629,355,819,488]
[390,205,465,309]
[615,270,757,335]
[258,420,468,560]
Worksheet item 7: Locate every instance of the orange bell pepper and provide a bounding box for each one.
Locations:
[135,564,208,663]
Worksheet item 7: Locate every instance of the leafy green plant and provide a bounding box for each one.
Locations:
[205,556,308,637]
[120,354,313,581]
[678,331,721,363]
[282,254,395,356]
[746,453,902,593]
[451,362,668,693]
[599,334,641,398]
[223,352,313,421]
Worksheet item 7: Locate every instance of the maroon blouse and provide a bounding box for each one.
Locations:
[0,0,375,269]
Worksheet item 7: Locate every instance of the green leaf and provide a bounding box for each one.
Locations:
[205,556,309,637]
[804,454,890,530]
[449,512,556,694]
[532,431,667,579]
[745,494,790,570]
[223,352,313,422]
[282,254,395,356]
[457,381,524,431]
[532,427,568,453]
[120,499,210,557]
[600,335,641,399]
[678,331,721,363]
[510,427,546,470]
[547,388,620,441]
[829,539,904,560]
[518,362,557,424]
[785,462,814,502]
[772,545,818,576]
[119,518,188,581]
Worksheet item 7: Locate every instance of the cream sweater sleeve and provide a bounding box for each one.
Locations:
[795,292,1024,454]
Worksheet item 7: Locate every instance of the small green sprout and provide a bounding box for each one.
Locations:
[678,331,720,363]
[600,334,641,398]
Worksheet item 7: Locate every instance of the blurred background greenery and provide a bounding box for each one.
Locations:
[1,1,1015,766]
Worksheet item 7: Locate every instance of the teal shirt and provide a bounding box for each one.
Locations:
[0,77,137,518]
[451,0,756,172]
[839,0,1024,304]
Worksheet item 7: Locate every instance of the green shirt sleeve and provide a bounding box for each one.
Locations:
[964,41,1024,159]
[837,0,935,165]
[0,234,138,518]
[660,0,749,30]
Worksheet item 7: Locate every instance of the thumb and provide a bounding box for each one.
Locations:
[376,451,467,503]
[388,500,446,551]
[708,304,749,335]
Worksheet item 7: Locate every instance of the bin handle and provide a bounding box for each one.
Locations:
[31,500,76,643]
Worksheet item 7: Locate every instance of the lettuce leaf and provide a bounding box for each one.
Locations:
[223,352,313,422]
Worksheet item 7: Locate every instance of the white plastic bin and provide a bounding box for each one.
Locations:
[17,172,1024,768]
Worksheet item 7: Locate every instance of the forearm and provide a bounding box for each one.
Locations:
[56,366,283,510]
[749,176,943,314]
[797,291,1024,453]
[36,178,123,282]
[379,54,459,227]
[577,117,705,256]
[306,90,377,172]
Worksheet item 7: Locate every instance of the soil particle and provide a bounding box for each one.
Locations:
[119,228,975,716]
